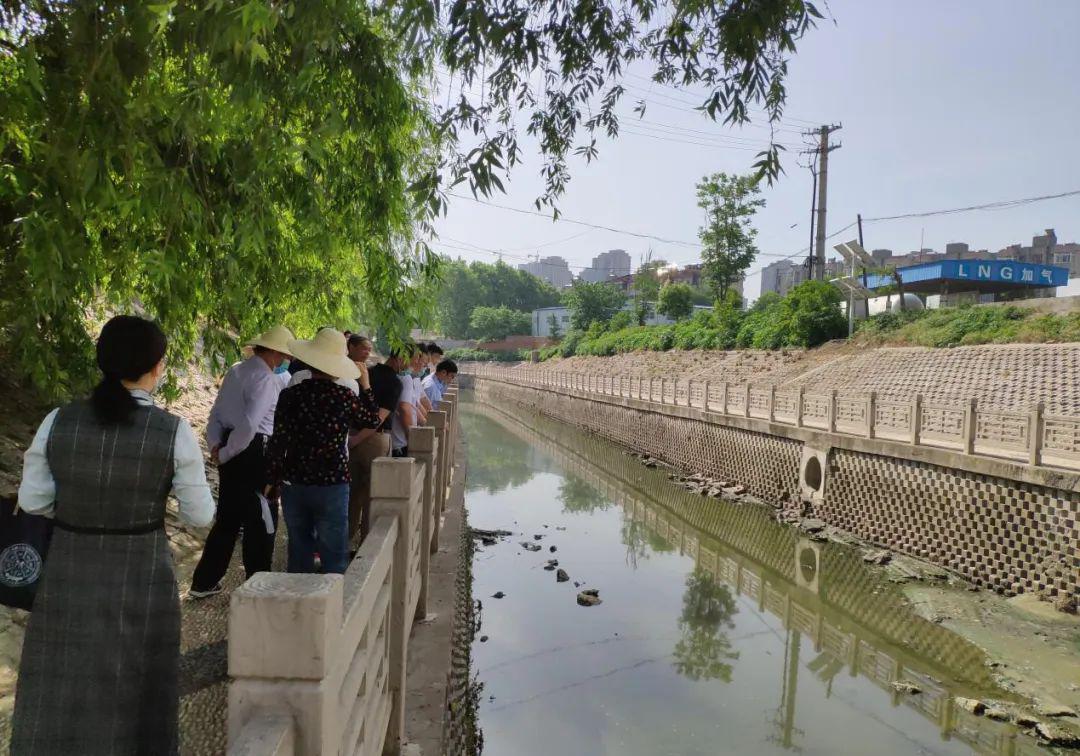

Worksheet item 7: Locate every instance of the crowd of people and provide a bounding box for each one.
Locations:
[11,315,457,754]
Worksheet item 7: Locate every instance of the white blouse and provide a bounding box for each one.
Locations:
[18,389,216,528]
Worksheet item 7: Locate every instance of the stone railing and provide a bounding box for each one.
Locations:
[467,364,1080,472]
[226,389,459,756]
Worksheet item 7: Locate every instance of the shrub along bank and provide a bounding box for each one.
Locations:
[444,347,530,363]
[853,304,1080,347]
[459,287,1080,364]
[542,280,847,359]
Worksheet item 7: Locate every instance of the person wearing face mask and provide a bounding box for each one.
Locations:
[13,315,215,754]
[390,344,421,458]
[343,335,392,546]
[189,325,294,599]
[410,348,431,424]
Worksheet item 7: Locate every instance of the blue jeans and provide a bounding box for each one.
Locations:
[281,483,350,574]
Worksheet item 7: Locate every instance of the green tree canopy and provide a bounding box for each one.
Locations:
[435,259,560,338]
[546,313,563,340]
[1,1,438,394]
[658,282,694,321]
[697,173,765,305]
[736,280,845,349]
[430,0,823,203]
[1,0,822,394]
[468,305,531,342]
[632,259,662,325]
[564,280,626,331]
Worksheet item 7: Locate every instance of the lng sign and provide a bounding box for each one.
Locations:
[864,259,1069,294]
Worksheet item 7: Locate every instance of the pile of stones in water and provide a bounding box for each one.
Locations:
[668,471,748,498]
[470,527,603,608]
[625,451,753,501]
[890,684,1080,747]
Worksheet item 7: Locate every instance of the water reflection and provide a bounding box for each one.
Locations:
[559,474,610,514]
[464,397,1052,756]
[460,410,536,493]
[672,568,739,683]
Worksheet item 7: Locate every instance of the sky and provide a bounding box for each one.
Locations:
[431,0,1080,303]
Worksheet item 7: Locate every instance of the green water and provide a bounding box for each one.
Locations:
[461,397,1050,756]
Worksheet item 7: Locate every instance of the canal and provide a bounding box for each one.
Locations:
[460,397,1051,756]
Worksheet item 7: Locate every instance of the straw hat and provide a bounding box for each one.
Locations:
[246,325,295,355]
[287,328,360,380]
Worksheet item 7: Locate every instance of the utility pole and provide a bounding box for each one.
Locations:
[805,124,842,279]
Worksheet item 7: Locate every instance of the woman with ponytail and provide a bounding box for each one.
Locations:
[13,315,215,755]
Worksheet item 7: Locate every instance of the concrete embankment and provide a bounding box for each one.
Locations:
[544,341,1080,413]
[467,343,1080,731]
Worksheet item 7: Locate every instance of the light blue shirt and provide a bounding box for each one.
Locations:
[207,355,282,464]
[18,389,215,528]
[422,373,445,405]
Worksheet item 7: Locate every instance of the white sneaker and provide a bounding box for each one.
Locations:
[187,582,224,599]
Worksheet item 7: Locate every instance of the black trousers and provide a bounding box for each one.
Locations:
[191,435,277,591]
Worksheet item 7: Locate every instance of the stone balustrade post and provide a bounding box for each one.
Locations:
[228,573,343,755]
[408,425,437,615]
[768,385,776,422]
[827,389,838,433]
[795,386,805,427]
[649,377,656,401]
[661,378,668,404]
[1029,401,1045,466]
[428,410,448,520]
[867,391,877,439]
[911,394,923,445]
[370,458,421,756]
[962,398,978,455]
[743,383,751,418]
[438,388,455,473]
[719,381,728,414]
[702,380,711,411]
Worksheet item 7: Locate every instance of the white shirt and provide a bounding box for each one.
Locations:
[391,374,415,451]
[206,355,282,464]
[18,390,215,528]
[288,369,360,395]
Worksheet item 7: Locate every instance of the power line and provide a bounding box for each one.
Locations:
[445,184,1080,275]
[434,66,819,129]
[433,70,807,141]
[442,193,829,261]
[505,229,595,251]
[622,71,822,127]
[622,118,803,149]
[862,188,1080,223]
[447,192,703,248]
[620,79,813,133]
[618,125,777,153]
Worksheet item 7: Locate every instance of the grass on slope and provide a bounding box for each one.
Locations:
[854,305,1080,348]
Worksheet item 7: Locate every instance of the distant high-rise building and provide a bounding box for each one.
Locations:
[578,249,632,283]
[759,259,810,297]
[518,256,574,288]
